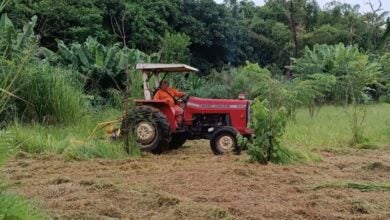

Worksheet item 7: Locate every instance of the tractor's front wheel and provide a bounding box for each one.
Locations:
[121,106,171,154]
[210,128,241,155]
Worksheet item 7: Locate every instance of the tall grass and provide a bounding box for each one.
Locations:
[15,63,85,124]
[282,104,390,151]
[1,58,85,125]
[0,55,30,126]
[1,109,131,160]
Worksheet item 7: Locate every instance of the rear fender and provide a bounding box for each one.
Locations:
[135,100,176,131]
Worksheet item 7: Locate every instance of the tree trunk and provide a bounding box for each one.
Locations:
[288,1,298,58]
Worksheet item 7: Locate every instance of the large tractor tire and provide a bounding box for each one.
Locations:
[169,133,187,150]
[210,127,241,155]
[121,106,171,154]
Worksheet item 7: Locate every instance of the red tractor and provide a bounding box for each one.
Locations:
[122,64,252,155]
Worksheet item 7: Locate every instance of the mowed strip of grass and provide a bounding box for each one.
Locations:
[282,103,390,151]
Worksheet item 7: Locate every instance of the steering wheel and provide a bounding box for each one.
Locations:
[183,93,190,103]
[177,94,189,109]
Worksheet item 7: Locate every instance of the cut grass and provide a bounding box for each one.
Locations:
[283,104,390,151]
[311,181,390,192]
[271,145,322,165]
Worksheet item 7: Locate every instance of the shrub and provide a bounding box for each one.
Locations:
[242,98,320,165]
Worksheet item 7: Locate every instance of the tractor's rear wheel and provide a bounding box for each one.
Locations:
[210,128,241,155]
[121,106,171,154]
[169,133,187,149]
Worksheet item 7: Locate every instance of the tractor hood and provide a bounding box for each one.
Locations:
[186,97,248,111]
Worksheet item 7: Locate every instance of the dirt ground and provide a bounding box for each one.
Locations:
[2,141,390,220]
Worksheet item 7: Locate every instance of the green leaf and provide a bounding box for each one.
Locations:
[16,15,37,50]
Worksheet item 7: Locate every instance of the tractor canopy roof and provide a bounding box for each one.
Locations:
[136,63,198,73]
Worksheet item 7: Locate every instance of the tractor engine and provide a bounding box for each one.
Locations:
[189,114,228,139]
[183,97,251,139]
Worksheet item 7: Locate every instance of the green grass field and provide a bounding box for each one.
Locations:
[282,103,390,151]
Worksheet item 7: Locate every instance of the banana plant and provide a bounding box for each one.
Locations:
[52,37,160,101]
[0,13,37,58]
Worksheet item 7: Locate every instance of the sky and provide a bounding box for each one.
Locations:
[214,0,390,13]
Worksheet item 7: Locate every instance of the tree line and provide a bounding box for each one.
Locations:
[4,0,389,73]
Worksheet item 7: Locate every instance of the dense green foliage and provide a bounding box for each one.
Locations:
[51,37,158,103]
[379,52,390,102]
[290,44,382,104]
[3,0,388,72]
[0,4,86,125]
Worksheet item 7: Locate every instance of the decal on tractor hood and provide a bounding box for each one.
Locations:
[187,102,247,109]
